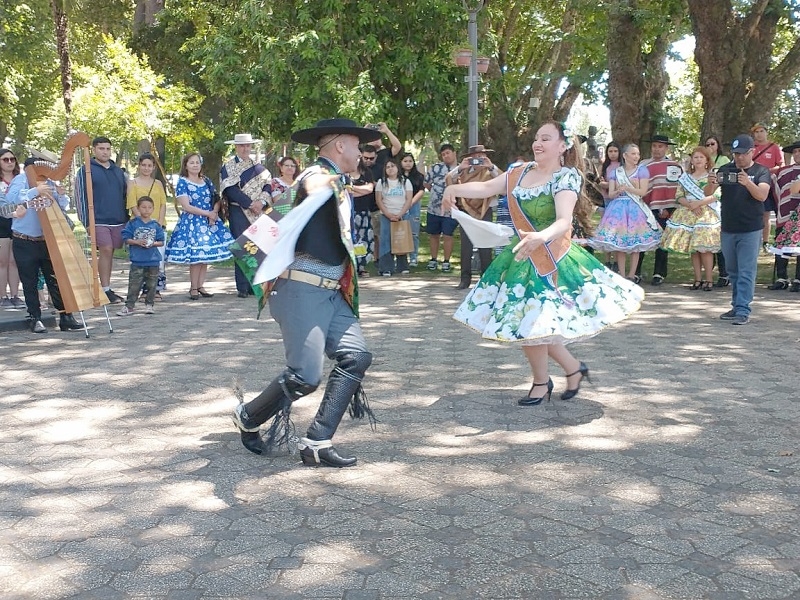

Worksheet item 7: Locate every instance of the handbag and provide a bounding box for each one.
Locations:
[390,219,414,254]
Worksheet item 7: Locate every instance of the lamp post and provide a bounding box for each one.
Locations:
[463,0,487,147]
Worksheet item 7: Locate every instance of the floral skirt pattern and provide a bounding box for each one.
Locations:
[776,211,800,249]
[165,214,234,264]
[453,242,644,345]
[353,209,374,272]
[660,206,721,253]
[589,197,662,253]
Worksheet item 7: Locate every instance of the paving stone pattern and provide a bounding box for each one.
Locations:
[1,263,799,599]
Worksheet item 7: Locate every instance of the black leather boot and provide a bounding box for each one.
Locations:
[59,313,83,331]
[298,438,356,468]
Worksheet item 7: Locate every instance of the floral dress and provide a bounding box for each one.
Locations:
[660,175,721,253]
[453,167,644,345]
[775,211,800,250]
[589,165,662,253]
[166,177,234,264]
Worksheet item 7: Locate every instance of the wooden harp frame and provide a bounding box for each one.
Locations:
[24,132,108,313]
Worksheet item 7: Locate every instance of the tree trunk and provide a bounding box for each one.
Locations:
[688,0,800,144]
[133,0,165,36]
[606,0,677,153]
[51,0,72,132]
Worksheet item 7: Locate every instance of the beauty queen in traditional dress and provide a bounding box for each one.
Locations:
[659,146,721,290]
[443,122,644,406]
[589,143,662,281]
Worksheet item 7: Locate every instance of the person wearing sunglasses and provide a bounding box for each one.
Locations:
[0,149,23,309]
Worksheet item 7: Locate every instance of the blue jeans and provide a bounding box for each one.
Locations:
[378,212,410,273]
[408,202,421,263]
[721,229,761,317]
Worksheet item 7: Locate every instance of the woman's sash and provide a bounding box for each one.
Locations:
[678,172,719,216]
[506,163,572,287]
[616,166,660,231]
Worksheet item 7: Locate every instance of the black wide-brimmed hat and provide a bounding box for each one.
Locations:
[291,118,382,146]
[782,140,800,153]
[645,134,677,146]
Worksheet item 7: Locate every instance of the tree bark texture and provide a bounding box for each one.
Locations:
[688,0,800,143]
[50,0,72,132]
[606,0,674,153]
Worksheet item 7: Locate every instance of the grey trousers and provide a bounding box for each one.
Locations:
[269,278,368,385]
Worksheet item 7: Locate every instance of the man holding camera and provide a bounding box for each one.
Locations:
[446,144,501,290]
[706,134,771,325]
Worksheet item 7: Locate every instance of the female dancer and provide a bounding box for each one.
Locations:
[128,153,168,299]
[443,122,643,404]
[589,143,661,281]
[0,149,22,308]
[165,153,234,299]
[400,152,425,267]
[660,146,720,290]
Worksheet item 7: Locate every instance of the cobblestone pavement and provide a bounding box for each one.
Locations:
[2,263,799,599]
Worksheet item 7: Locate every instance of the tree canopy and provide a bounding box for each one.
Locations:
[2,0,800,169]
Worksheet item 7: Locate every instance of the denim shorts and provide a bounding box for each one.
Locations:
[426,213,458,236]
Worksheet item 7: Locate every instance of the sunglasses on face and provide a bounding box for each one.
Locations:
[705,142,716,146]
[1,157,16,163]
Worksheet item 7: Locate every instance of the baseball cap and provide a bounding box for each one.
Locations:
[750,122,768,133]
[730,135,754,154]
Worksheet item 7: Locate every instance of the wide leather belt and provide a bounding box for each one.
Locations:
[12,232,46,242]
[279,269,341,290]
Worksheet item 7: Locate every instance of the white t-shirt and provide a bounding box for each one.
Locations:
[375,178,412,214]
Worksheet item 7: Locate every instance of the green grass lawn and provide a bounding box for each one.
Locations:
[70,196,780,285]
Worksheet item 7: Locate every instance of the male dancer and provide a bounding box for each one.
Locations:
[231,118,381,468]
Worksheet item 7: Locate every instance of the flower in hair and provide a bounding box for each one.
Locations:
[562,126,574,150]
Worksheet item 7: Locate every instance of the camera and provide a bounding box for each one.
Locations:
[468,157,485,166]
[715,170,739,185]
[365,124,380,130]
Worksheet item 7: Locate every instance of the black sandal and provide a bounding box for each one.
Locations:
[703,281,713,291]
[690,280,703,290]
[197,287,215,298]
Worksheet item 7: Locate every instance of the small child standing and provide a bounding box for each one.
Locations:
[118,196,165,316]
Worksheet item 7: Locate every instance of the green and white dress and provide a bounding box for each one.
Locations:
[453,166,644,345]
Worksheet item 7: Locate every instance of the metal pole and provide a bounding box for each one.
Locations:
[467,8,478,147]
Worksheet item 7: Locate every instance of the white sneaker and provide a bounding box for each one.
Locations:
[116,306,135,316]
[144,304,155,315]
[31,320,46,333]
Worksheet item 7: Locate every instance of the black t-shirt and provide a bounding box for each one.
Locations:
[352,169,375,213]
[371,146,401,179]
[718,162,770,233]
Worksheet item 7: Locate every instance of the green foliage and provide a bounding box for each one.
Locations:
[0,0,60,141]
[29,36,204,159]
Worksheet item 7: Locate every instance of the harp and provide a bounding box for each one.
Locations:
[24,132,111,334]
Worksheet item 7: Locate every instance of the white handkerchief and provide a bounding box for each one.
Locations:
[451,207,514,248]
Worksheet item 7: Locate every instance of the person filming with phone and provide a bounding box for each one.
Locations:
[446,144,502,290]
[705,134,771,325]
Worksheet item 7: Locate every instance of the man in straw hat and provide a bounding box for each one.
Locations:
[231,118,381,468]
[220,133,273,298]
[446,144,502,289]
